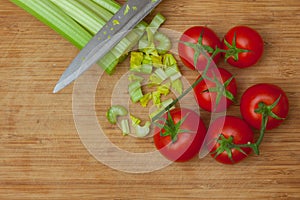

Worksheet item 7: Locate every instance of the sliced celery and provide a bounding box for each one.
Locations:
[172,79,183,95]
[154,68,168,82]
[140,93,152,107]
[140,64,153,74]
[147,13,166,35]
[152,91,162,106]
[130,52,144,71]
[128,74,144,82]
[128,81,143,103]
[157,83,170,96]
[135,121,151,138]
[130,115,141,126]
[10,0,92,49]
[149,98,175,120]
[121,119,130,136]
[106,105,128,124]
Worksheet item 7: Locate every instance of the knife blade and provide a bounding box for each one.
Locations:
[53,0,162,93]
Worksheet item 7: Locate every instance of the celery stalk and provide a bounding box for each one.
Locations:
[50,0,144,75]
[10,0,92,49]
[121,119,130,136]
[50,0,106,35]
[92,0,121,14]
[76,0,114,22]
[11,0,151,75]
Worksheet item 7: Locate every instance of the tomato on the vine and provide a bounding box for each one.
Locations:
[178,26,222,71]
[208,116,255,164]
[193,67,237,112]
[222,25,264,68]
[240,83,289,130]
[153,108,207,162]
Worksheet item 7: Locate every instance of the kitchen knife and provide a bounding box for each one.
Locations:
[53,0,162,93]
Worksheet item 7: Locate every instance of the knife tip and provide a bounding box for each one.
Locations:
[53,83,62,94]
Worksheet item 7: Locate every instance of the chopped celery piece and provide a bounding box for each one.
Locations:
[10,0,92,50]
[121,119,130,136]
[139,13,166,55]
[151,55,163,68]
[155,68,168,82]
[130,52,144,72]
[138,35,149,52]
[131,88,143,103]
[161,98,175,109]
[170,72,182,82]
[124,4,130,15]
[150,98,175,120]
[130,115,141,126]
[135,121,151,138]
[140,64,153,74]
[128,81,143,103]
[163,54,177,66]
[128,81,141,94]
[128,74,144,82]
[149,73,163,86]
[172,79,183,95]
[138,54,154,74]
[152,91,161,106]
[140,93,152,107]
[147,13,166,36]
[157,83,170,96]
[143,54,152,65]
[138,13,171,55]
[154,31,172,55]
[106,105,128,124]
[165,66,178,77]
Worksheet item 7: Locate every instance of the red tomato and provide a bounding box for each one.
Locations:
[193,67,237,112]
[240,83,289,130]
[178,26,222,71]
[208,116,254,164]
[153,108,207,162]
[222,26,264,68]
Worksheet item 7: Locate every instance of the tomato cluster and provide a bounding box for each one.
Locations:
[153,25,289,164]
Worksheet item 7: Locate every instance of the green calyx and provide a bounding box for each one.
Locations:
[223,32,250,61]
[254,95,285,121]
[203,74,236,110]
[181,30,214,67]
[155,111,191,143]
[212,134,248,162]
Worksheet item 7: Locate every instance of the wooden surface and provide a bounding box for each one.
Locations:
[1,0,300,199]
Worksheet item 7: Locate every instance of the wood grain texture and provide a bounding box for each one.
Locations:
[1,0,300,199]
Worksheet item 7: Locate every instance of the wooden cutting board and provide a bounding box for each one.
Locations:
[1,0,299,199]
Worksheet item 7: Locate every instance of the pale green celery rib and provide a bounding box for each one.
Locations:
[76,0,114,22]
[10,0,92,49]
[50,0,106,35]
[12,0,148,75]
[51,0,146,75]
[91,0,121,14]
